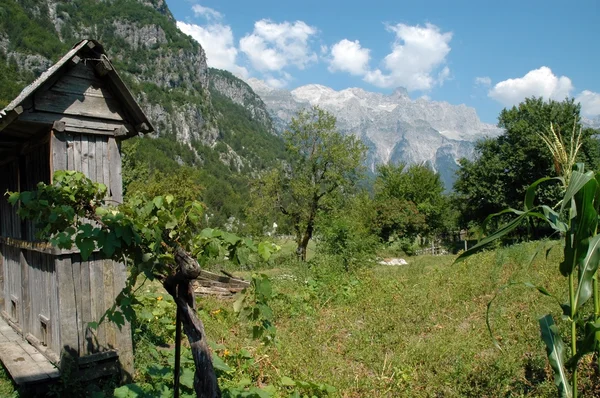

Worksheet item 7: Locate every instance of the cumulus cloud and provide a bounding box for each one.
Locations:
[576,90,600,118]
[363,23,452,91]
[192,4,222,21]
[177,21,248,78]
[328,39,370,75]
[488,67,573,106]
[474,76,491,87]
[239,19,318,72]
[264,72,292,89]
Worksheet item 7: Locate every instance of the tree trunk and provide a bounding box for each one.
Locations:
[296,219,314,262]
[164,249,221,398]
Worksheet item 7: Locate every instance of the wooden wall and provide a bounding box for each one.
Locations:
[1,244,21,325]
[51,132,122,202]
[22,250,59,354]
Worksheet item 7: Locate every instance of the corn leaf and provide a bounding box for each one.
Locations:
[574,234,600,312]
[539,314,572,398]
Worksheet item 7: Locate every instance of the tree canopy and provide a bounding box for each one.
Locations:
[373,163,449,242]
[249,106,366,260]
[454,97,600,230]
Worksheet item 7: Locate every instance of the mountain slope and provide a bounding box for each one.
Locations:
[247,79,502,189]
[0,0,284,226]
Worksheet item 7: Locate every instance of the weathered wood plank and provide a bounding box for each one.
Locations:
[56,256,79,356]
[79,256,92,355]
[65,62,99,81]
[50,258,60,355]
[50,75,112,98]
[50,131,68,175]
[19,251,28,337]
[0,341,58,385]
[73,134,82,173]
[81,135,89,179]
[19,112,131,134]
[89,136,98,183]
[34,90,125,121]
[101,138,110,195]
[88,254,101,353]
[112,260,133,378]
[66,134,75,171]
[72,257,84,355]
[107,137,122,203]
[103,258,116,349]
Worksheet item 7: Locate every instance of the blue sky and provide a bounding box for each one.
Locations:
[167,0,600,124]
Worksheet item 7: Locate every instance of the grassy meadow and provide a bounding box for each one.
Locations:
[3,240,600,397]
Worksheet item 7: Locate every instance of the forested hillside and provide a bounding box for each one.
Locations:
[0,0,285,226]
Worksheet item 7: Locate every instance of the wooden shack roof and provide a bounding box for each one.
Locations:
[0,40,154,159]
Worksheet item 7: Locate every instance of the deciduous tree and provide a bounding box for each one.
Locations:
[454,97,600,231]
[250,106,366,261]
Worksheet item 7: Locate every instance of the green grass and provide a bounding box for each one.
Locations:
[3,240,600,396]
[197,240,595,397]
[0,365,16,397]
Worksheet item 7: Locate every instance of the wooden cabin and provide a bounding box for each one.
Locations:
[0,40,153,381]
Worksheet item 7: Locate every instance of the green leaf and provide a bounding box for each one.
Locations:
[281,376,296,387]
[211,354,232,372]
[540,205,567,233]
[254,275,272,297]
[233,293,246,313]
[560,168,594,214]
[539,315,572,398]
[180,368,195,389]
[455,208,546,262]
[573,234,600,312]
[7,191,20,205]
[560,176,598,277]
[76,236,95,261]
[113,384,146,398]
[153,196,164,209]
[524,176,561,211]
[249,386,273,398]
[258,242,273,261]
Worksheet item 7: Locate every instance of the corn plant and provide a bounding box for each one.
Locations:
[456,121,600,398]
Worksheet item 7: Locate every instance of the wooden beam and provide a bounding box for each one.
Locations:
[19,112,132,136]
[52,121,66,132]
[0,106,24,134]
[94,56,113,77]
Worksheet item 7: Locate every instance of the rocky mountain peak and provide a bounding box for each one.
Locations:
[248,78,502,189]
[391,87,410,99]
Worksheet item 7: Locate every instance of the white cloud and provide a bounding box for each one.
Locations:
[177,21,248,78]
[192,4,222,21]
[438,66,450,86]
[488,67,573,106]
[239,19,318,72]
[363,23,452,91]
[474,76,491,87]
[264,72,292,89]
[328,39,370,76]
[576,90,600,118]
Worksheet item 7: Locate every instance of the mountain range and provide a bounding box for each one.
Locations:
[247,79,502,188]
